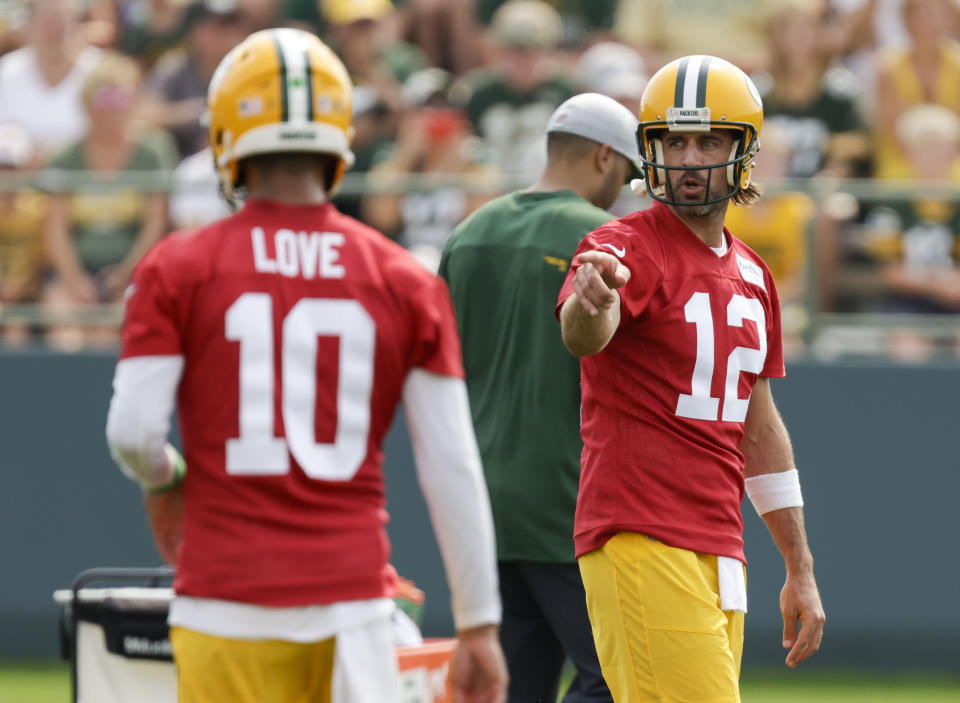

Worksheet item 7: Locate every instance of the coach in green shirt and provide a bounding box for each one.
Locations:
[439,93,640,702]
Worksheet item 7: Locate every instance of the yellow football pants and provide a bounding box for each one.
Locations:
[579,532,745,703]
[170,626,335,703]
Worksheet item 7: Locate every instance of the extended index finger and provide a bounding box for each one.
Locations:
[576,250,631,288]
[572,263,615,316]
[575,249,618,269]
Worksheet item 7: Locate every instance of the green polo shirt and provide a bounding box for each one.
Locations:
[439,190,613,562]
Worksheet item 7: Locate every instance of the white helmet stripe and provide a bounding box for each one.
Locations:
[274,28,311,123]
[682,55,705,109]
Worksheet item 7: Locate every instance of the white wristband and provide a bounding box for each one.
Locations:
[745,469,804,516]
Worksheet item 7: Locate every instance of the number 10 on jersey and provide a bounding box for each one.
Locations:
[225,292,375,481]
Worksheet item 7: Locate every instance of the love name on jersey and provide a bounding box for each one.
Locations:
[251,226,345,279]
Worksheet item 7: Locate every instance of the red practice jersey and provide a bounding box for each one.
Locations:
[120,199,464,606]
[557,201,785,562]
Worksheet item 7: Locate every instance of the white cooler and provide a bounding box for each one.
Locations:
[55,567,455,703]
[55,568,177,703]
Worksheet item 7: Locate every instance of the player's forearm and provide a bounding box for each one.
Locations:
[560,293,619,357]
[741,379,795,478]
[402,369,502,630]
[740,417,794,478]
[741,378,812,574]
[762,506,815,576]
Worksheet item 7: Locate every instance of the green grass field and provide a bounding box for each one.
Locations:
[2,660,959,702]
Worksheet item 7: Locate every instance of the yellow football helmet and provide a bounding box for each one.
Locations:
[206,28,354,204]
[636,55,763,206]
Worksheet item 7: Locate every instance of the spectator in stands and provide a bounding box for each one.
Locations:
[725,123,823,356]
[0,0,30,55]
[873,0,960,178]
[234,0,284,30]
[119,0,198,69]
[829,0,960,101]
[324,0,424,87]
[331,83,400,221]
[613,0,774,75]
[168,146,231,229]
[463,0,575,179]
[362,67,499,270]
[0,0,122,51]
[477,0,619,51]
[42,52,174,347]
[863,105,960,308]
[753,0,871,178]
[574,41,646,115]
[82,0,122,48]
[835,104,960,358]
[140,0,248,159]
[323,0,429,221]
[573,42,649,216]
[402,0,480,74]
[279,0,324,34]
[0,124,47,345]
[0,0,103,159]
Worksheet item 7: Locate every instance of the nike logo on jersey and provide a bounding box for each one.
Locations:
[601,243,626,258]
[251,227,346,279]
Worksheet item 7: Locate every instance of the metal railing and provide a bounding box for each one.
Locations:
[3,169,959,360]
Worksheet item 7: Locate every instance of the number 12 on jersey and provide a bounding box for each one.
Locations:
[675,291,766,423]
[225,292,375,481]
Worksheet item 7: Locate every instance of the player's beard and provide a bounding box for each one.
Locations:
[667,167,731,217]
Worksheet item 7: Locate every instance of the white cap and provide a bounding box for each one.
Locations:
[546,92,641,175]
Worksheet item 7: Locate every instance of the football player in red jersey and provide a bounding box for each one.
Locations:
[105,28,507,703]
[557,55,825,702]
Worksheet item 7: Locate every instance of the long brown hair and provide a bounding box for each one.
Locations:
[732,181,763,206]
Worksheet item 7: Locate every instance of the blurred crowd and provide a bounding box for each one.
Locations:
[0,0,959,359]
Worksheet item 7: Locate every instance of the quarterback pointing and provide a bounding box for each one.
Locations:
[558,55,825,701]
[106,29,507,703]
